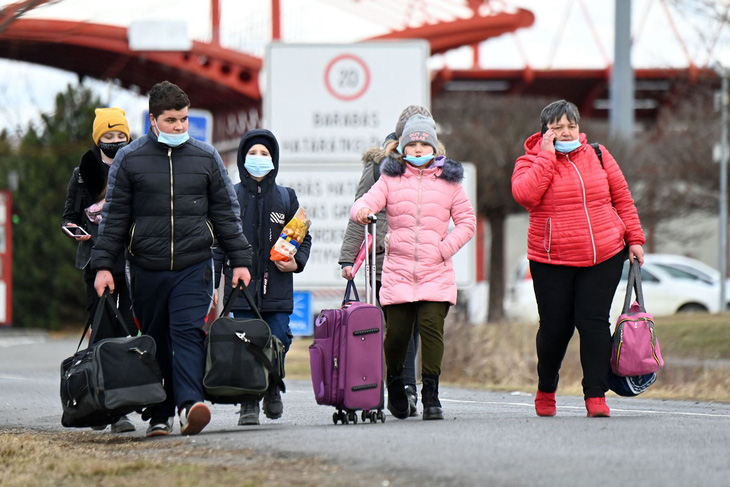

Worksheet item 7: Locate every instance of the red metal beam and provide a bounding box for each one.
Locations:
[0,19,262,101]
[0,0,53,32]
[368,8,534,55]
[211,0,221,45]
[272,0,281,40]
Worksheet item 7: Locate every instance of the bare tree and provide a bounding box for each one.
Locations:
[433,93,550,322]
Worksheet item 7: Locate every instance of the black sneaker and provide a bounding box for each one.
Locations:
[111,415,136,433]
[262,387,283,420]
[238,400,261,425]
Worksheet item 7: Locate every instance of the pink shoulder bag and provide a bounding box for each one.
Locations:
[610,260,665,377]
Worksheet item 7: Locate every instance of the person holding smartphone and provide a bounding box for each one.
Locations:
[512,99,645,418]
[60,108,136,434]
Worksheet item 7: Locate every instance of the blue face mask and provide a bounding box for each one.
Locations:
[244,155,274,178]
[555,139,581,153]
[155,124,189,147]
[404,154,435,166]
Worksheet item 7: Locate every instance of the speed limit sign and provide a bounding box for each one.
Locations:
[324,54,371,101]
[266,41,430,162]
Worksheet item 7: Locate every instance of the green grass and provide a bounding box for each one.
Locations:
[654,313,730,359]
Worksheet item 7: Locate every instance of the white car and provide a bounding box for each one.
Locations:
[504,253,727,323]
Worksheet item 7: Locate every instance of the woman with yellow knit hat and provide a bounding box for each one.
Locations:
[61,107,135,433]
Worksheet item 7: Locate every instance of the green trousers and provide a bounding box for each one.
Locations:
[382,301,450,376]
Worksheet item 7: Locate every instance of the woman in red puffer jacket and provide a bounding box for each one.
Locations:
[512,99,645,419]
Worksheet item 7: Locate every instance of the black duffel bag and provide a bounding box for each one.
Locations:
[60,290,166,428]
[203,283,285,405]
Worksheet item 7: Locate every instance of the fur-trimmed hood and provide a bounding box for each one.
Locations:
[380,154,464,183]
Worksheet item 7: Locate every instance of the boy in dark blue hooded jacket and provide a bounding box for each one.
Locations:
[215,129,312,425]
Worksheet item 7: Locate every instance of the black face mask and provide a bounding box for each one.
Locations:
[99,141,126,159]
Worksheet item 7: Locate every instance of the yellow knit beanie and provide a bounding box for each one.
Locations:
[92,108,130,145]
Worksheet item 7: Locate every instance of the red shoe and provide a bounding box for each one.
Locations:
[585,397,611,418]
[535,390,556,417]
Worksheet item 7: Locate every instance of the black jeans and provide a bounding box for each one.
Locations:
[530,249,626,398]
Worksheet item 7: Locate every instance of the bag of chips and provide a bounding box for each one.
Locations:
[270,207,311,262]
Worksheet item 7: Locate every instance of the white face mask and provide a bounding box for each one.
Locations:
[244,155,275,178]
[153,122,189,147]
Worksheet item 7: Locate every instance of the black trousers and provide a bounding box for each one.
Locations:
[129,260,214,419]
[530,249,626,398]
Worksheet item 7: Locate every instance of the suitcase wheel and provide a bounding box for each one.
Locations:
[361,410,380,423]
[333,410,359,425]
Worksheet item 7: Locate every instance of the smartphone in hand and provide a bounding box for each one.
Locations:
[541,124,556,146]
[62,225,89,238]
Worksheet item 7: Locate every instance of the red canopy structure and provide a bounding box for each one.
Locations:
[0,0,718,140]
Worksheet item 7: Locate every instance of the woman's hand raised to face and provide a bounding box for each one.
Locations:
[540,129,556,154]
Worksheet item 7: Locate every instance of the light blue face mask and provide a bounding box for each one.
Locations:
[155,124,189,147]
[244,154,274,178]
[555,139,581,153]
[404,154,435,166]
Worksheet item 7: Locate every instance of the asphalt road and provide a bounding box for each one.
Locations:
[2,332,729,487]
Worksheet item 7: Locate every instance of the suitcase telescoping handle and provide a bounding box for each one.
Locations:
[363,214,377,305]
[221,281,264,321]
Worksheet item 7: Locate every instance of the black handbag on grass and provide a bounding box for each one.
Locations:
[203,283,285,405]
[60,290,166,428]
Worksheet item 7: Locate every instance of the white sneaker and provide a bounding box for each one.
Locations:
[180,402,211,435]
[146,417,173,437]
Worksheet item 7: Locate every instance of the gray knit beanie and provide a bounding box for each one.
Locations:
[399,114,438,153]
[395,105,432,138]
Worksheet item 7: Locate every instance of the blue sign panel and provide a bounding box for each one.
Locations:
[290,291,313,337]
[143,109,213,144]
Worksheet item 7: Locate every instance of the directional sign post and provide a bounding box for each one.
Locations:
[289,291,314,337]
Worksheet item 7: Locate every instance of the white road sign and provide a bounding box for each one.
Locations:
[265,42,430,163]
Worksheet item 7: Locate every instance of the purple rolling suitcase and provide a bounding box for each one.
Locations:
[309,217,385,424]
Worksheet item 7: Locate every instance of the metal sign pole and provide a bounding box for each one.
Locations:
[720,69,728,312]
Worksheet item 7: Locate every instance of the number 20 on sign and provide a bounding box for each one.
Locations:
[324,54,371,101]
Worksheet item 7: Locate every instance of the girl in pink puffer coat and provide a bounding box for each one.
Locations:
[351,114,475,421]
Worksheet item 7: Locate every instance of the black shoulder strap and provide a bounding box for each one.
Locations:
[590,143,604,168]
[277,185,291,218]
